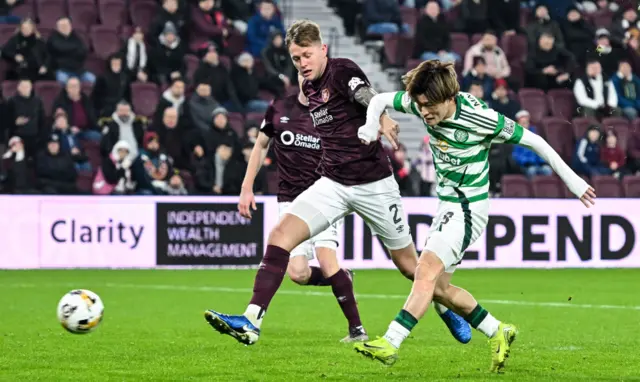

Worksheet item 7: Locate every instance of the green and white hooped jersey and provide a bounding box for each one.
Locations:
[392,91,524,203]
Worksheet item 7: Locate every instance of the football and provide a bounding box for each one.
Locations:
[57,289,104,334]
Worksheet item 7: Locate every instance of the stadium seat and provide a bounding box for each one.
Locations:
[622,176,640,197]
[449,33,470,60]
[84,54,105,77]
[178,170,193,191]
[547,88,575,119]
[227,113,245,138]
[518,88,547,124]
[224,32,246,58]
[509,62,524,89]
[592,175,622,197]
[406,58,421,71]
[531,175,563,198]
[571,117,599,139]
[34,81,62,116]
[11,0,35,18]
[76,170,94,193]
[589,9,613,28]
[519,7,530,28]
[540,117,573,161]
[383,34,413,68]
[0,25,15,47]
[99,0,127,31]
[76,31,92,51]
[471,33,483,46]
[129,0,156,33]
[400,6,417,32]
[36,0,67,28]
[601,117,630,151]
[2,81,18,100]
[68,0,98,32]
[184,55,200,83]
[245,112,265,126]
[257,90,274,102]
[131,82,159,117]
[501,34,527,64]
[90,26,121,60]
[561,175,590,198]
[501,175,531,198]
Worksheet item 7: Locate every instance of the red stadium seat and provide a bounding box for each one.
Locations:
[383,34,413,68]
[99,0,127,31]
[601,117,630,151]
[76,170,94,193]
[90,26,121,60]
[589,9,613,28]
[501,34,527,64]
[11,0,35,18]
[84,54,105,77]
[184,54,200,83]
[622,176,640,197]
[68,0,98,32]
[0,25,15,47]
[129,1,156,33]
[531,176,563,198]
[449,33,469,59]
[547,88,575,119]
[571,117,599,140]
[131,82,159,117]
[400,6,417,31]
[245,112,265,125]
[36,0,67,28]
[518,88,547,124]
[592,175,622,198]
[540,117,573,162]
[34,81,62,116]
[471,33,483,45]
[501,175,531,198]
[2,81,18,100]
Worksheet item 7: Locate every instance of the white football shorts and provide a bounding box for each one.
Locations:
[278,201,342,259]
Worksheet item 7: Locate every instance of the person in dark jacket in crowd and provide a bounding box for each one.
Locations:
[526,4,565,49]
[52,77,100,142]
[488,78,520,119]
[36,133,78,194]
[457,0,489,36]
[561,5,595,68]
[190,143,216,194]
[246,0,284,57]
[362,0,406,35]
[47,17,95,83]
[198,106,243,158]
[525,32,575,91]
[92,54,132,118]
[593,28,629,77]
[189,82,220,131]
[154,79,189,126]
[462,56,494,96]
[150,107,194,170]
[262,29,293,87]
[191,0,231,53]
[1,19,50,81]
[193,42,243,111]
[124,27,149,83]
[150,22,187,86]
[413,1,458,62]
[612,60,640,120]
[52,109,91,172]
[487,0,522,37]
[220,0,251,24]
[5,79,46,158]
[0,0,22,24]
[1,136,36,194]
[98,140,155,195]
[211,140,244,194]
[150,0,189,46]
[572,125,610,176]
[231,52,272,112]
[99,101,147,158]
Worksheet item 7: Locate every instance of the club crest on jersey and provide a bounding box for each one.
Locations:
[454,129,469,143]
[280,116,290,124]
[436,139,449,152]
[321,88,330,103]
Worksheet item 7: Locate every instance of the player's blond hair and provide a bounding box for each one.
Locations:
[285,20,323,48]
[402,60,459,105]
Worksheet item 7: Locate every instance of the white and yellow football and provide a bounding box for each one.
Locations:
[57,289,104,334]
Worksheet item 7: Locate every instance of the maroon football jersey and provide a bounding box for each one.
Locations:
[261,94,322,202]
[302,58,392,186]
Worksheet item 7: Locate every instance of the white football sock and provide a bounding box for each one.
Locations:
[476,313,500,338]
[244,304,264,329]
[383,321,410,349]
[433,302,449,315]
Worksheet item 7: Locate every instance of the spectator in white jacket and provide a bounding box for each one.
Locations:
[573,59,622,119]
[463,31,511,80]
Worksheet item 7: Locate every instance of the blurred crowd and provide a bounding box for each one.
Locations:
[1,0,640,197]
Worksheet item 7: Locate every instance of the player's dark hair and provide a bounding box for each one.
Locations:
[285,19,322,48]
[402,60,459,105]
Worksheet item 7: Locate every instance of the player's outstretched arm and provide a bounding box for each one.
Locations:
[239,132,271,218]
[518,128,596,207]
[357,92,398,147]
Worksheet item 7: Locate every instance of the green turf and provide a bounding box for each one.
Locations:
[1,269,639,381]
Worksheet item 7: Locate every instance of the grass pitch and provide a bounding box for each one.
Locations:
[1,269,639,381]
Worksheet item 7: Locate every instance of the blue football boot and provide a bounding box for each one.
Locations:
[204,310,260,345]
[438,308,472,344]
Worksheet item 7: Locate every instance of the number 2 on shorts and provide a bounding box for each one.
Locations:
[388,204,402,224]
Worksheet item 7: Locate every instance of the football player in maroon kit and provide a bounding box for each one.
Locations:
[205,20,471,346]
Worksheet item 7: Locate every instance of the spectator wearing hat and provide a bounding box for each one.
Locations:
[612,60,640,120]
[487,0,522,37]
[246,0,284,57]
[52,77,101,142]
[140,131,174,191]
[413,1,459,63]
[193,42,243,112]
[191,0,231,53]
[562,5,595,68]
[150,21,187,86]
[489,78,520,119]
[52,110,91,172]
[99,101,146,160]
[189,82,220,132]
[95,140,154,195]
[526,4,565,49]
[467,82,486,101]
[36,133,78,194]
[1,136,35,194]
[462,56,494,97]
[262,29,294,88]
[525,32,575,91]
[151,0,188,47]
[463,31,511,81]
[594,28,629,76]
[572,125,610,176]
[574,59,621,118]
[231,52,272,113]
[92,54,132,118]
[456,0,489,36]
[5,79,46,158]
[47,17,95,84]
[511,110,552,178]
[124,27,149,83]
[195,106,242,158]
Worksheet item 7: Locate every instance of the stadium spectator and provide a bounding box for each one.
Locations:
[574,59,621,118]
[94,140,154,195]
[212,141,244,195]
[594,28,628,77]
[36,133,78,194]
[457,0,489,36]
[231,52,271,113]
[468,82,485,100]
[151,107,192,170]
[167,172,189,194]
[610,5,639,49]
[47,17,95,84]
[463,31,511,81]
[627,128,640,174]
[526,4,565,50]
[333,0,361,36]
[1,137,35,193]
[362,0,407,35]
[0,0,22,24]
[601,130,627,179]
[198,106,242,159]
[189,82,220,131]
[52,110,91,172]
[611,60,640,120]
[1,19,50,82]
[124,27,149,83]
[220,0,252,30]
[391,144,414,196]
[5,79,46,158]
[412,136,435,196]
[52,77,100,142]
[150,0,188,45]
[572,125,610,176]
[511,110,552,178]
[487,0,522,36]
[533,0,574,21]
[413,1,459,63]
[140,131,173,191]
[262,29,294,88]
[461,56,494,96]
[489,143,519,195]
[191,0,231,53]
[244,120,260,145]
[246,0,284,57]
[193,42,243,112]
[579,0,619,14]
[92,54,132,118]
[150,22,187,86]
[154,79,188,125]
[561,5,595,67]
[525,32,574,91]
[489,78,520,119]
[190,143,216,194]
[99,101,146,159]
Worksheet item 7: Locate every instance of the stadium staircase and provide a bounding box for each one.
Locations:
[283,0,428,157]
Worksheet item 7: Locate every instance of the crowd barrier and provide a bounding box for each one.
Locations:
[0,196,637,269]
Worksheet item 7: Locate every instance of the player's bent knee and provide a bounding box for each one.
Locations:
[287,260,311,285]
[415,251,445,282]
[268,214,311,250]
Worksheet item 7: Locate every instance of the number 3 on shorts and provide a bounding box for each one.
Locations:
[438,212,454,231]
[388,204,402,224]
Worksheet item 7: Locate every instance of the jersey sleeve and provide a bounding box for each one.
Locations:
[460,102,524,144]
[334,60,372,100]
[391,91,422,117]
[260,101,276,138]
